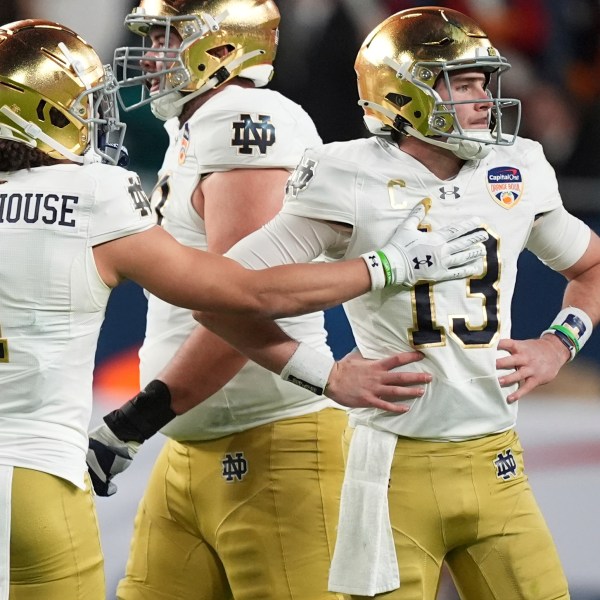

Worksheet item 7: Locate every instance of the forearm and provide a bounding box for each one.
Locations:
[156,326,249,414]
[197,311,301,374]
[243,258,372,319]
[562,262,600,326]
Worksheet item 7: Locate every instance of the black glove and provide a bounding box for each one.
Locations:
[86,380,175,496]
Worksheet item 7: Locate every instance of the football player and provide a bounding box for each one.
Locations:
[0,16,487,600]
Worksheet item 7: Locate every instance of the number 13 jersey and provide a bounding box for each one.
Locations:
[281,136,590,440]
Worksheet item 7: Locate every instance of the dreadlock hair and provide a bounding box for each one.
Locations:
[0,139,64,171]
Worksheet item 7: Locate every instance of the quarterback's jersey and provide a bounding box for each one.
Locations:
[281,136,589,440]
[138,84,337,441]
[0,163,154,488]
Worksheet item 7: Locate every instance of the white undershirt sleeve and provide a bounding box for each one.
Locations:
[226,212,351,269]
[526,206,591,272]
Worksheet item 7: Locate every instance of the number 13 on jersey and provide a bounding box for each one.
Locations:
[409,227,500,348]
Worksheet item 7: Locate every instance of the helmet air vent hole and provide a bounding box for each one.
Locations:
[49,106,69,128]
[36,100,46,122]
[385,93,410,108]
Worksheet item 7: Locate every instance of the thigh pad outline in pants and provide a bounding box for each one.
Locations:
[353,430,569,600]
[119,408,349,600]
[10,467,105,600]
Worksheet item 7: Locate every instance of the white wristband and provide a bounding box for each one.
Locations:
[280,342,335,396]
[361,251,387,290]
[541,306,593,361]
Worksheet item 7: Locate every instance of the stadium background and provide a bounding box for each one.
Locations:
[5,1,600,598]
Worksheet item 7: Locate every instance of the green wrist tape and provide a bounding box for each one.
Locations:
[376,250,393,286]
[549,324,581,353]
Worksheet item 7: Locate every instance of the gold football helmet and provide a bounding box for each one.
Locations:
[0,19,126,165]
[114,0,280,119]
[355,7,521,159]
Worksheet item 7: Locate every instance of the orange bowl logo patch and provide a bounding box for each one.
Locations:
[487,166,523,209]
[178,122,190,165]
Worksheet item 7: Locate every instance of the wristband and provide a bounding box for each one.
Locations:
[541,307,593,362]
[280,342,335,396]
[361,251,389,290]
[104,379,176,443]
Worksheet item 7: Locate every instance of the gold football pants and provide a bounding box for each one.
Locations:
[7,467,105,600]
[344,428,569,600]
[118,408,348,600]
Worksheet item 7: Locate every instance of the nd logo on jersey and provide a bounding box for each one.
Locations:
[486,166,523,209]
[286,156,317,198]
[231,113,276,155]
[127,175,152,217]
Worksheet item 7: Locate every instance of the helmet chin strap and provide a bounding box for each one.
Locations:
[0,105,98,163]
[150,49,266,121]
[404,125,493,160]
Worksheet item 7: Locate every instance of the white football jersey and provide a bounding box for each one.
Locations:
[138,85,337,441]
[0,163,154,488]
[281,136,588,440]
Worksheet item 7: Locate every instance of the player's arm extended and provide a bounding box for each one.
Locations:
[88,204,487,495]
[88,206,456,496]
[93,197,486,320]
[93,225,374,318]
[498,207,600,401]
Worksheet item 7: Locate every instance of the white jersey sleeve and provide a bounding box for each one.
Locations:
[517,139,562,215]
[281,144,360,226]
[87,164,155,245]
[186,85,322,174]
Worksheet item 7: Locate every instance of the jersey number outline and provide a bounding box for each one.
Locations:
[0,325,8,362]
[152,174,171,226]
[409,227,500,348]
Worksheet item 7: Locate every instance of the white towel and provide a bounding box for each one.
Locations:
[0,465,13,600]
[328,425,399,596]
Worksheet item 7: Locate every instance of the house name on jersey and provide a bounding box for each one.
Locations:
[0,192,78,227]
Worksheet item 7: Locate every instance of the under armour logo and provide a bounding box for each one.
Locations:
[232,114,276,155]
[412,255,433,269]
[366,253,380,268]
[286,157,317,197]
[439,186,460,200]
[222,452,248,482]
[494,448,518,480]
[127,175,151,217]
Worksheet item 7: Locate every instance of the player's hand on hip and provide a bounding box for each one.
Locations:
[378,200,488,287]
[497,336,570,403]
[87,423,140,496]
[325,350,431,412]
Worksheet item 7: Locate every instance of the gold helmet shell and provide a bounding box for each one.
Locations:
[115,0,280,117]
[0,19,126,164]
[355,7,521,157]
